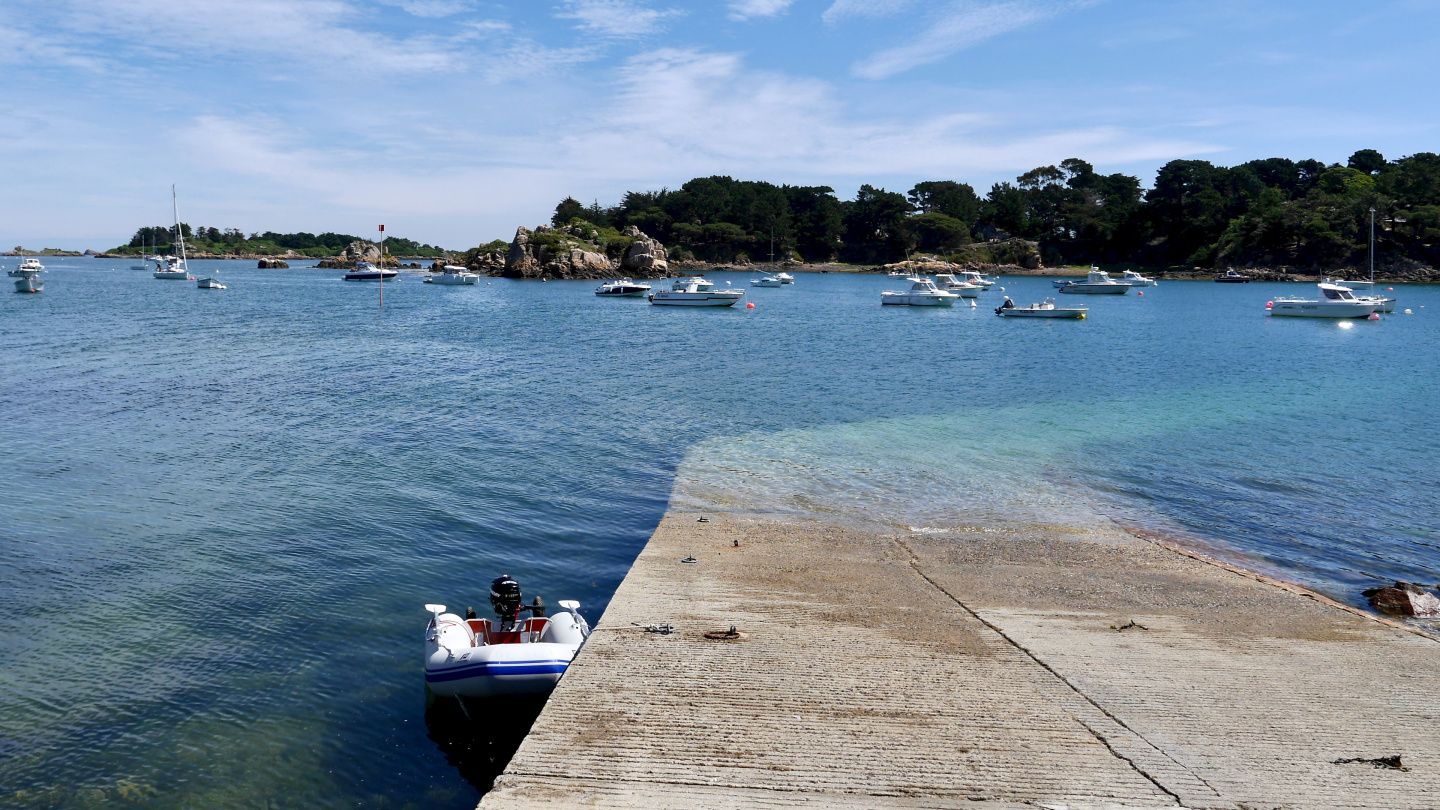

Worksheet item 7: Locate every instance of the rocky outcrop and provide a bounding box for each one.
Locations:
[1364,582,1440,618]
[621,226,668,275]
[491,224,670,280]
[257,258,289,268]
[314,240,399,269]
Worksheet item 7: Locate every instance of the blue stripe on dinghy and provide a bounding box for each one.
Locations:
[425,660,570,682]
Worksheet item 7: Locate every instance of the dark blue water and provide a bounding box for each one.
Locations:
[2,259,1436,808]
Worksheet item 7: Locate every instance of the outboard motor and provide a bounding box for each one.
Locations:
[490,574,523,630]
[995,297,1014,315]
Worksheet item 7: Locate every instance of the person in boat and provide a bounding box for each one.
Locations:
[995,297,1015,315]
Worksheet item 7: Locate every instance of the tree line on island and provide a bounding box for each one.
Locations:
[117,226,447,258]
[542,149,1439,271]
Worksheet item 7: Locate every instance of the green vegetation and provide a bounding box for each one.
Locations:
[549,150,1440,269]
[115,226,448,257]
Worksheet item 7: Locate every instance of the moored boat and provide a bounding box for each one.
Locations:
[750,275,782,287]
[994,296,1086,318]
[649,277,745,306]
[1118,270,1157,287]
[595,278,651,296]
[427,265,479,285]
[933,273,983,298]
[881,276,959,307]
[1057,269,1131,295]
[1216,269,1252,283]
[1268,282,1377,318]
[12,266,43,293]
[344,261,399,282]
[775,271,795,284]
[1328,279,1395,313]
[424,575,590,698]
[10,257,44,277]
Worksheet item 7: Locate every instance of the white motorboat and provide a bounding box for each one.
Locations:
[1215,269,1253,283]
[957,270,994,290]
[426,265,479,285]
[1052,278,1081,288]
[1269,282,1377,318]
[1118,270,1157,287]
[1057,269,1131,295]
[887,269,910,277]
[649,277,745,306]
[1328,279,1394,313]
[344,261,399,282]
[12,265,43,293]
[995,297,1086,318]
[197,274,226,290]
[595,278,650,296]
[750,275,783,287]
[11,257,44,276]
[155,187,194,280]
[424,575,590,699]
[775,271,795,284]
[933,273,983,298]
[881,276,959,307]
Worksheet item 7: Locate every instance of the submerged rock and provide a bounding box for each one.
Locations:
[1363,582,1440,618]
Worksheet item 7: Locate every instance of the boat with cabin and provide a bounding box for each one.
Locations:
[750,275,782,287]
[995,297,1086,318]
[10,257,44,277]
[775,271,795,284]
[344,261,399,282]
[933,273,983,298]
[427,265,479,285]
[1118,270,1157,287]
[1268,282,1377,318]
[881,277,959,307]
[1327,279,1394,313]
[595,278,651,296]
[1216,269,1252,283]
[424,575,590,698]
[649,277,745,306]
[12,264,43,293]
[1057,269,1131,295]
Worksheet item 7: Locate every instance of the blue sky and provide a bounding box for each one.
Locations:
[3,0,1438,249]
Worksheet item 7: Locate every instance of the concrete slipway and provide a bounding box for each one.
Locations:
[479,513,1439,810]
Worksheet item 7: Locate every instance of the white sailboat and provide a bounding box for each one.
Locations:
[154,187,194,281]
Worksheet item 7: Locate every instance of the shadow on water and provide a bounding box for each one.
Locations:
[425,693,549,796]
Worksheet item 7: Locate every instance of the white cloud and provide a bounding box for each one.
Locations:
[822,0,918,25]
[380,0,476,17]
[852,1,1093,79]
[727,0,797,21]
[555,0,681,38]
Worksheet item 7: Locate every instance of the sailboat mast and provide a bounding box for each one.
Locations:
[379,224,385,307]
[1369,207,1375,285]
[172,185,188,271]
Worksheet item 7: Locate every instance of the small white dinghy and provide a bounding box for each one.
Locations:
[424,575,591,698]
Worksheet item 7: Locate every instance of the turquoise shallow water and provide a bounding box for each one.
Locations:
[2,258,1437,807]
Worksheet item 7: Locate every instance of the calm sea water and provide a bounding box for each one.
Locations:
[2,258,1437,808]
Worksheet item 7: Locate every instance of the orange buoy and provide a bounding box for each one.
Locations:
[1368,312,1380,320]
[746,302,755,309]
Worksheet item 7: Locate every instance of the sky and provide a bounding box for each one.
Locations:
[2,0,1438,250]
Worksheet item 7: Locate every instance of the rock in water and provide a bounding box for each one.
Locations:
[1363,582,1440,617]
[257,258,289,268]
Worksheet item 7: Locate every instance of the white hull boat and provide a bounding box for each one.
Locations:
[154,257,191,280]
[995,297,1085,318]
[344,261,399,281]
[881,277,959,307]
[650,277,744,306]
[595,278,650,296]
[11,258,44,277]
[957,270,994,290]
[1118,270,1157,287]
[13,268,43,293]
[1329,279,1394,313]
[750,276,782,287]
[1058,269,1130,295]
[424,576,590,698]
[1269,282,1376,318]
[197,276,226,289]
[775,272,795,284]
[427,266,479,285]
[933,273,982,298]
